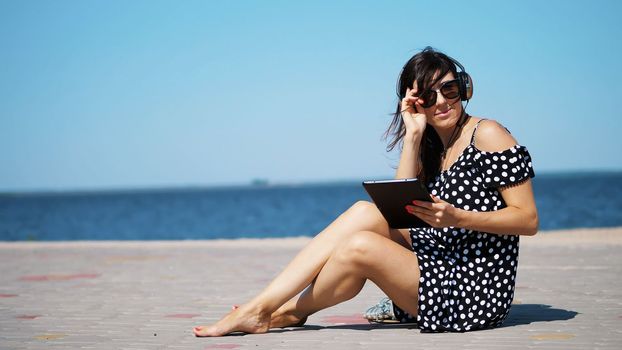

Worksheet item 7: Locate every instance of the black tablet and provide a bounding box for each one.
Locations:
[362,178,433,229]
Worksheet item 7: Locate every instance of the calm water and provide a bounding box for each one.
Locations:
[1,171,621,241]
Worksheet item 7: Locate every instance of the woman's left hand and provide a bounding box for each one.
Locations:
[405,196,464,228]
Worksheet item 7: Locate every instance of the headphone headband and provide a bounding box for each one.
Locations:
[447,56,473,102]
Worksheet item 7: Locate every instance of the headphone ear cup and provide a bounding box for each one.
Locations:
[458,71,473,101]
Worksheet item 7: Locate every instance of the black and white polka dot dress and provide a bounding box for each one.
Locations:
[393,120,535,332]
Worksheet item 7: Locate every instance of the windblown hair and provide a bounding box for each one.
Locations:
[383,47,461,183]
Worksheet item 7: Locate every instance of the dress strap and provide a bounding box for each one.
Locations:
[470,119,488,145]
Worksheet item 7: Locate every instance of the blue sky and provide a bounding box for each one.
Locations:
[1,0,621,192]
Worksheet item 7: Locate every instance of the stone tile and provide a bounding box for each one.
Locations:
[1,229,621,349]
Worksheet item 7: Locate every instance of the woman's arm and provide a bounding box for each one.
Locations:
[395,85,427,179]
[395,136,422,179]
[409,180,538,236]
[456,180,539,236]
[406,120,539,236]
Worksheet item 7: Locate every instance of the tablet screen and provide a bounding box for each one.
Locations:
[362,178,432,229]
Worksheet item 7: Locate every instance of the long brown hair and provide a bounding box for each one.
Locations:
[383,47,461,183]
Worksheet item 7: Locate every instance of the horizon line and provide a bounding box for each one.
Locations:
[1,168,621,196]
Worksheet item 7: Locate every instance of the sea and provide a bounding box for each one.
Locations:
[1,171,621,241]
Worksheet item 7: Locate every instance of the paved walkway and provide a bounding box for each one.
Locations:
[1,227,621,349]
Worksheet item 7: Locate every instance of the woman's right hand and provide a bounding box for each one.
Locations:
[401,85,427,140]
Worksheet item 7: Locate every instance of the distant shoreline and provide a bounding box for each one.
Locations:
[1,169,621,195]
[1,226,620,248]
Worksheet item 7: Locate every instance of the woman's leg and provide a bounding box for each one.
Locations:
[194,231,420,336]
[244,201,407,314]
[271,231,420,327]
[192,201,410,336]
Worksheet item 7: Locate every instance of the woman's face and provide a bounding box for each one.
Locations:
[415,71,463,131]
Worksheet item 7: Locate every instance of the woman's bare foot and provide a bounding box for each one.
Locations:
[228,304,306,328]
[193,305,271,337]
[270,308,308,328]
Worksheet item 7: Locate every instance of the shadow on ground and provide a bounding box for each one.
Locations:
[502,304,578,327]
[277,304,577,334]
[265,323,417,334]
[310,304,578,332]
[217,304,577,336]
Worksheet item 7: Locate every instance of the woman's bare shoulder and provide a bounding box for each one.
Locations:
[472,118,518,152]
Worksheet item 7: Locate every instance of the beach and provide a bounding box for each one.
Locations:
[1,227,621,349]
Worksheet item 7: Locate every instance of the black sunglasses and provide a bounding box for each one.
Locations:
[418,79,461,108]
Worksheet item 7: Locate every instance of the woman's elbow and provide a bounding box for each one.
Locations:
[523,211,539,236]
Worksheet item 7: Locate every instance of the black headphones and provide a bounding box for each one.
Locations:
[449,57,474,102]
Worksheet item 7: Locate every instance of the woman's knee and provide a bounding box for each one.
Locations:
[349,200,377,215]
[335,231,381,266]
[348,201,386,227]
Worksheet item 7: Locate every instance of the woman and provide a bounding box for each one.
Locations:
[193,47,538,336]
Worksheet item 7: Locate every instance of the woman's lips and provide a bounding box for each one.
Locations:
[435,108,452,118]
